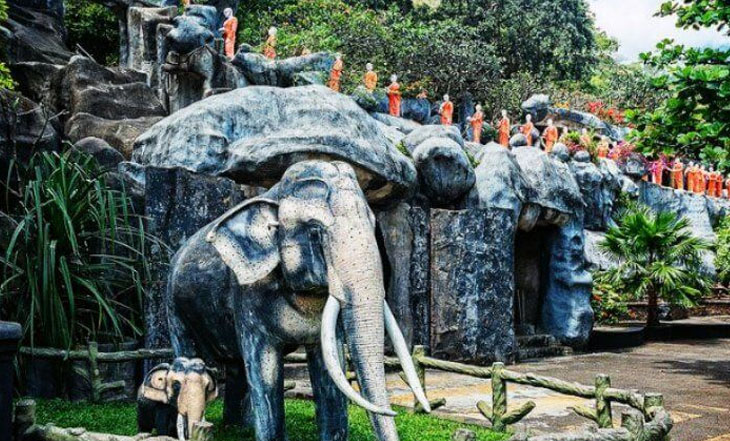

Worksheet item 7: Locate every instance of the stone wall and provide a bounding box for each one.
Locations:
[429,208,517,363]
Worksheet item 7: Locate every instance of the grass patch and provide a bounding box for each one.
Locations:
[31,398,508,441]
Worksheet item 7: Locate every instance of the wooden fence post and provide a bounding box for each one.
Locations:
[595,374,613,428]
[491,362,507,432]
[87,342,101,403]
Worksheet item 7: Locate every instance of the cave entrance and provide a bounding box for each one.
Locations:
[514,227,553,336]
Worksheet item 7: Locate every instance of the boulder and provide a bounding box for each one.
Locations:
[8,62,64,109]
[402,125,475,207]
[509,133,528,148]
[66,113,163,159]
[133,85,416,205]
[0,2,73,65]
[401,97,432,124]
[232,52,335,87]
[125,6,177,85]
[351,86,381,112]
[55,56,166,121]
[0,90,60,167]
[512,146,584,226]
[466,142,534,228]
[550,143,570,162]
[72,137,125,169]
[369,112,421,134]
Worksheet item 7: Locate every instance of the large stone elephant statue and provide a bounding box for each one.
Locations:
[166,160,430,441]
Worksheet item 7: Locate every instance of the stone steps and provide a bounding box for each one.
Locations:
[516,334,573,362]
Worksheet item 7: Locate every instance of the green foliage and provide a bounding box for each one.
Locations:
[598,204,711,327]
[715,216,730,286]
[658,0,730,34]
[237,0,598,115]
[32,398,508,441]
[0,62,14,90]
[590,274,629,324]
[628,1,730,169]
[0,150,160,349]
[64,0,119,65]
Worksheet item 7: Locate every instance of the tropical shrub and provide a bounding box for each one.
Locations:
[590,275,629,325]
[716,216,730,287]
[598,205,711,327]
[0,150,160,349]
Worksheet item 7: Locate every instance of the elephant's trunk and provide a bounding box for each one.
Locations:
[176,374,208,440]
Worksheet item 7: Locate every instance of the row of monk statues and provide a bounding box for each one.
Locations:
[647,159,730,198]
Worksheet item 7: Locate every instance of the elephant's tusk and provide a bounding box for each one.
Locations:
[384,301,432,413]
[176,413,186,441]
[320,296,396,417]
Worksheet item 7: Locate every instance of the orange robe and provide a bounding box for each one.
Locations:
[710,172,721,197]
[264,35,276,59]
[698,171,708,194]
[521,122,534,146]
[222,17,238,59]
[726,179,730,198]
[328,59,343,92]
[671,163,684,190]
[686,167,696,192]
[364,71,377,91]
[470,111,484,144]
[387,82,401,117]
[498,118,510,147]
[440,101,453,126]
[543,126,558,153]
[597,144,609,158]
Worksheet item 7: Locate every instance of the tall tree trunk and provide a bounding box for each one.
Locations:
[647,288,660,328]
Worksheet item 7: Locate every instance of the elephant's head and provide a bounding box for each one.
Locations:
[139,357,218,440]
[206,160,430,441]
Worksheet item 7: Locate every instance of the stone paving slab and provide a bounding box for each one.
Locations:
[287,338,730,440]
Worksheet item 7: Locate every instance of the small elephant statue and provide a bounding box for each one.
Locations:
[167,160,430,441]
[137,357,217,440]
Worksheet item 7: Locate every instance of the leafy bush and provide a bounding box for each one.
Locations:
[598,204,711,327]
[591,274,629,325]
[64,0,119,65]
[0,150,160,349]
[716,216,730,287]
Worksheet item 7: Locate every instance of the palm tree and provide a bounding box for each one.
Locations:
[599,205,711,328]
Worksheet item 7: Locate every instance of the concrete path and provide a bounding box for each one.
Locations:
[288,338,730,440]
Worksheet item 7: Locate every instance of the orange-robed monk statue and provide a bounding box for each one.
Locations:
[521,114,534,146]
[219,8,238,59]
[468,104,484,144]
[263,27,277,59]
[328,54,344,92]
[542,119,558,153]
[671,159,684,190]
[387,74,401,117]
[597,136,610,158]
[363,63,377,92]
[497,109,510,147]
[439,94,453,126]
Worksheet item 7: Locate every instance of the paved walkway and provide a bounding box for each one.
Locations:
[288,338,730,440]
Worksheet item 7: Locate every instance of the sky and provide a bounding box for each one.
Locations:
[588,0,728,62]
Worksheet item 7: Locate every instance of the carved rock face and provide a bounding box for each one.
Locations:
[165,5,217,56]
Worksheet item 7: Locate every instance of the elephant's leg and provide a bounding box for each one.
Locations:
[223,362,252,428]
[241,333,286,441]
[168,307,198,358]
[306,345,348,441]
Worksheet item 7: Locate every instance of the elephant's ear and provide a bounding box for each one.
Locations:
[206,197,280,285]
[205,368,218,402]
[140,363,171,404]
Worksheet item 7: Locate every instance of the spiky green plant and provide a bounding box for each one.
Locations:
[599,205,711,327]
[1,150,160,349]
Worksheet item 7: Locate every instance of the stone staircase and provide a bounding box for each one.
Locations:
[516,334,573,362]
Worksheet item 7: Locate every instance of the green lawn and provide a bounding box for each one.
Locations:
[33,398,508,441]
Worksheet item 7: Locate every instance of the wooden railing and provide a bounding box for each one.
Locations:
[19,343,673,440]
